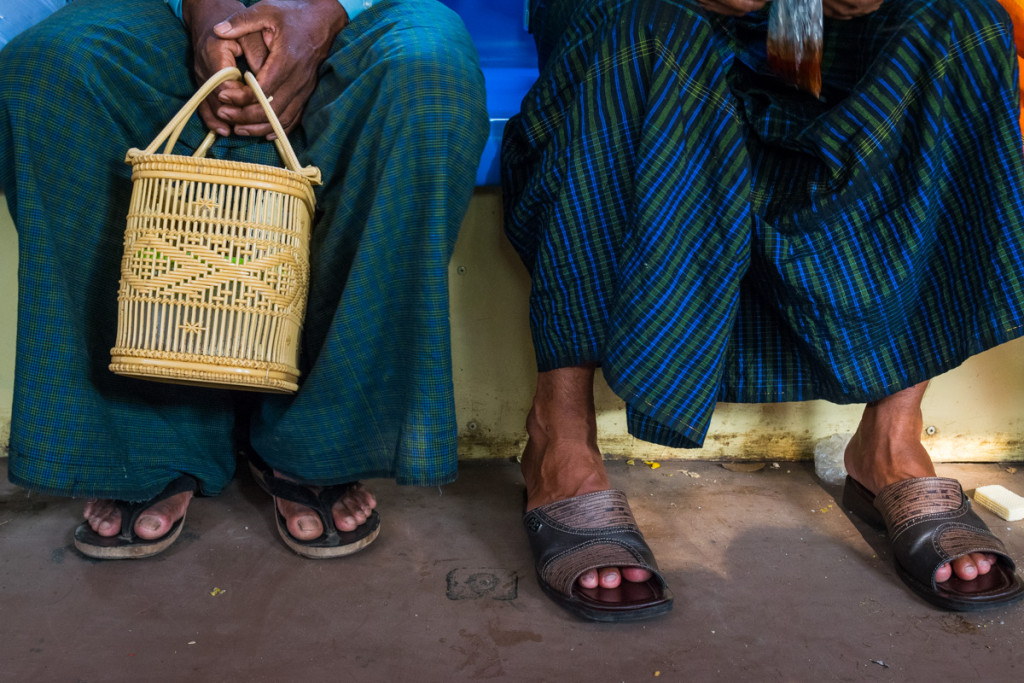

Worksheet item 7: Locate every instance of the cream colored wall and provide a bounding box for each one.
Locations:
[2,189,1024,462]
[1,194,15,454]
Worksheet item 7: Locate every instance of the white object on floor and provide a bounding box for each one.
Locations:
[973,485,1024,522]
[813,433,852,485]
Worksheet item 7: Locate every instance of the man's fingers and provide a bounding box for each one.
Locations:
[216,81,256,108]
[205,73,255,127]
[234,121,274,138]
[234,97,306,138]
[198,99,232,138]
[228,100,275,136]
[245,48,289,102]
[213,11,276,41]
[244,52,315,125]
[238,33,269,72]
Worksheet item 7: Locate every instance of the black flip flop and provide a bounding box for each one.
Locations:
[843,475,1024,611]
[523,489,673,622]
[73,475,198,560]
[248,451,380,559]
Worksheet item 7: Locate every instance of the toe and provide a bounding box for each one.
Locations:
[333,500,365,532]
[351,484,377,512]
[577,569,600,589]
[290,513,323,540]
[333,510,359,532]
[598,567,622,589]
[134,491,192,540]
[935,562,953,583]
[974,553,996,576]
[96,519,118,536]
[84,500,121,538]
[332,485,375,532]
[279,499,324,541]
[134,513,169,540]
[951,555,979,581]
[621,567,653,584]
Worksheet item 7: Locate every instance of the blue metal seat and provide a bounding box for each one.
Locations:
[0,0,68,49]
[440,0,538,186]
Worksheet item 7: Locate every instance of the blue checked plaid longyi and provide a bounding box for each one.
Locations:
[0,0,488,498]
[503,0,1024,449]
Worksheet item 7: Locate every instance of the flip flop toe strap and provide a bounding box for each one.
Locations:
[247,449,363,541]
[524,490,661,598]
[270,478,368,546]
[874,477,1014,587]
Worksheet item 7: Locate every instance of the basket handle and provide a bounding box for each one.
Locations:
[126,67,322,185]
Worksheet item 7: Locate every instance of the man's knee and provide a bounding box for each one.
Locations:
[0,3,181,99]
[378,23,486,119]
[342,7,488,139]
[0,8,70,86]
[908,0,1016,46]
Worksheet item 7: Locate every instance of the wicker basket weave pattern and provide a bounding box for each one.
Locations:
[109,68,321,394]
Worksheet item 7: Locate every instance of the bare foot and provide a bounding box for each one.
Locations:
[83,491,192,540]
[274,474,377,541]
[524,366,653,589]
[844,382,996,583]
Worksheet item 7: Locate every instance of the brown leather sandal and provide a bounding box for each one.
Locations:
[523,490,673,622]
[843,476,1024,611]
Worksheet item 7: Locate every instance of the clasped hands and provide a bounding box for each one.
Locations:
[183,0,349,139]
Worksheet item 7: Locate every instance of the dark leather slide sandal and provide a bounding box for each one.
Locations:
[523,489,673,622]
[843,475,1024,611]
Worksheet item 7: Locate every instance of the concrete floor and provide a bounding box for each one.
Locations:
[1,457,1023,682]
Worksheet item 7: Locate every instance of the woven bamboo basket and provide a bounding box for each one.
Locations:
[109,68,321,394]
